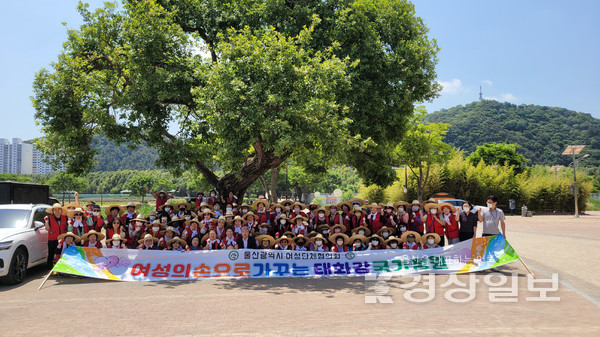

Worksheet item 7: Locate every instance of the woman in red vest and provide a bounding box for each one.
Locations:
[44,203,68,269]
[365,203,385,234]
[408,200,425,234]
[423,203,446,246]
[440,203,460,245]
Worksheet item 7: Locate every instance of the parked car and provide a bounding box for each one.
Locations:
[437,199,466,211]
[0,204,50,285]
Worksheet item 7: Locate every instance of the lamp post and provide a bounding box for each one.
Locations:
[562,145,589,218]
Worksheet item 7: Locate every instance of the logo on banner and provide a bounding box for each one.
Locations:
[345,252,356,260]
[228,250,239,261]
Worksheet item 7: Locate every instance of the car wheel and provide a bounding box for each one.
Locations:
[0,247,28,285]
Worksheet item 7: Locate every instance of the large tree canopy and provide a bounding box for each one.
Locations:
[32,0,440,199]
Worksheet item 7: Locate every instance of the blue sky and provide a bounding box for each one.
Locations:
[1,0,598,141]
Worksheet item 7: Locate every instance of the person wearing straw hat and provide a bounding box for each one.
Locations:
[84,200,95,217]
[274,214,291,237]
[175,201,192,218]
[257,223,273,236]
[222,227,238,249]
[351,225,371,237]
[274,235,293,250]
[423,203,446,247]
[200,209,216,230]
[181,219,201,245]
[187,236,202,251]
[86,204,104,234]
[121,202,141,227]
[145,188,175,211]
[228,215,247,237]
[365,203,385,235]
[291,215,309,235]
[280,199,294,214]
[291,202,306,218]
[196,201,214,213]
[338,202,352,230]
[138,234,158,250]
[421,233,441,249]
[54,232,81,263]
[385,236,401,250]
[349,208,367,231]
[207,189,219,206]
[312,207,330,227]
[167,215,184,236]
[377,226,395,241]
[327,204,343,226]
[146,219,166,240]
[257,234,275,249]
[158,226,177,250]
[394,201,410,228]
[238,203,251,216]
[401,231,422,250]
[316,224,331,239]
[367,234,385,250]
[349,234,368,251]
[215,216,228,239]
[106,217,126,244]
[126,214,148,248]
[203,229,223,250]
[106,234,127,249]
[66,207,87,237]
[252,199,271,224]
[270,203,284,224]
[158,203,174,218]
[348,198,364,210]
[329,224,346,236]
[166,237,187,252]
[330,233,350,252]
[309,233,329,252]
[236,226,258,249]
[242,211,258,232]
[439,202,460,245]
[293,234,309,251]
[81,230,105,249]
[382,202,397,228]
[408,200,425,234]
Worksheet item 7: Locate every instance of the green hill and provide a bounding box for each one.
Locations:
[90,135,160,171]
[424,100,600,168]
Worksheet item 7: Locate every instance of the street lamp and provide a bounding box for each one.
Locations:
[562,145,589,218]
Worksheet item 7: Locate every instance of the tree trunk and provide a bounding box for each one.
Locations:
[269,167,280,203]
[258,176,269,200]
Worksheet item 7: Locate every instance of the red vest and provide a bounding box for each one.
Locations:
[366,212,384,234]
[47,215,68,240]
[425,213,445,236]
[331,245,349,252]
[256,211,270,224]
[444,215,460,239]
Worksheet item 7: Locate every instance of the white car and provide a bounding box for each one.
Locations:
[0,204,50,285]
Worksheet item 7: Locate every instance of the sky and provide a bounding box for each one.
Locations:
[0,0,598,141]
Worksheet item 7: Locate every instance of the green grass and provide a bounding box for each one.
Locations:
[587,199,600,211]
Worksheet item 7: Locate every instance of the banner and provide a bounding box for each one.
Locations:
[52,234,519,281]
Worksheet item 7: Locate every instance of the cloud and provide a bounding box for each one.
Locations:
[484,93,517,102]
[437,78,463,94]
[482,79,493,86]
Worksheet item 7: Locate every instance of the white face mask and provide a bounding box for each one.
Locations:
[185,216,191,221]
[330,209,337,214]
[322,230,328,234]
[149,215,156,221]
[382,232,389,238]
[112,241,120,246]
[226,207,232,212]
[242,209,248,214]
[281,220,287,224]
[390,243,398,248]
[162,217,168,223]
[358,230,365,235]
[463,207,470,212]
[428,239,435,244]
[430,209,437,214]
[213,205,220,210]
[294,208,300,213]
[152,226,159,232]
[164,207,171,212]
[398,207,404,212]
[371,240,379,245]
[400,226,406,232]
[353,205,360,210]
[275,208,282,213]
[412,206,419,211]
[487,203,493,208]
[285,206,290,211]
[93,211,100,216]
[260,228,268,234]
[315,240,323,246]
[318,213,325,218]
[232,208,238,212]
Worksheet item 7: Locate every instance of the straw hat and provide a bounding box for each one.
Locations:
[293,234,309,247]
[185,219,201,227]
[57,231,81,244]
[105,233,125,244]
[45,203,67,215]
[312,207,330,217]
[81,230,105,242]
[280,199,294,206]
[292,202,305,210]
[227,215,247,225]
[348,198,364,206]
[160,226,178,236]
[349,234,368,244]
[336,201,352,211]
[256,235,275,247]
[421,233,441,245]
[274,235,293,246]
[224,211,234,218]
[146,219,166,229]
[384,202,395,209]
[368,234,384,242]
[270,203,284,211]
[276,213,289,221]
[123,202,141,210]
[309,233,327,242]
[305,231,318,239]
[167,236,187,248]
[394,201,410,208]
[410,200,422,206]
[329,224,347,234]
[67,207,87,219]
[326,204,339,212]
[291,215,308,223]
[175,202,191,211]
[196,202,213,211]
[316,224,331,233]
[239,202,250,210]
[201,209,216,218]
[351,226,371,236]
[367,203,382,210]
[105,204,124,217]
[377,226,395,237]
[217,216,227,223]
[424,203,440,213]
[132,214,148,223]
[138,233,159,244]
[439,202,457,213]
[242,211,257,221]
[168,216,183,226]
[385,236,401,245]
[329,233,349,246]
[253,199,271,210]
[352,208,366,216]
[282,231,296,239]
[64,202,78,210]
[400,231,422,243]
[86,200,96,206]
[258,222,273,231]
[158,203,173,211]
[423,198,436,205]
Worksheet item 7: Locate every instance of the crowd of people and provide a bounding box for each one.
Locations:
[45,190,506,268]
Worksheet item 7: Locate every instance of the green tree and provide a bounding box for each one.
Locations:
[467,143,528,173]
[47,171,88,204]
[125,174,173,203]
[393,106,452,202]
[32,0,440,200]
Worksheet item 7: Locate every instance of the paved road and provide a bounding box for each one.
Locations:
[1,212,599,336]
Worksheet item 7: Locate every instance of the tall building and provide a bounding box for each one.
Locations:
[0,138,64,175]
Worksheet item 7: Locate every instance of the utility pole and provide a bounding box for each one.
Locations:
[562,145,589,218]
